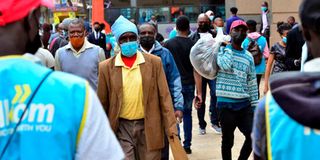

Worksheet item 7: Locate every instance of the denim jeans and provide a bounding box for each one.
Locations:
[197,78,218,129]
[218,102,253,160]
[178,84,195,149]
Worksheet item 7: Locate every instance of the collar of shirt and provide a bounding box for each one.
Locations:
[115,50,145,69]
[139,44,155,54]
[66,38,94,56]
[304,58,320,72]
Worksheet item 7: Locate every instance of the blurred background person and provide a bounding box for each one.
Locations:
[264,22,292,94]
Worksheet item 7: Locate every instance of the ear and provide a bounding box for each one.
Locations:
[26,8,41,41]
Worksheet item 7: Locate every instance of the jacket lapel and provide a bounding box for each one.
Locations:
[140,55,152,108]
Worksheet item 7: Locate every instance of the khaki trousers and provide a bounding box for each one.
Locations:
[117,118,161,160]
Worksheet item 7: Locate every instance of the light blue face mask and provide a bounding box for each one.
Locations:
[120,41,138,57]
[282,37,287,44]
[209,15,214,21]
[216,27,224,32]
[261,7,267,12]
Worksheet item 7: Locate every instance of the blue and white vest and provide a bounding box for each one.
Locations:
[265,93,320,160]
[0,56,89,160]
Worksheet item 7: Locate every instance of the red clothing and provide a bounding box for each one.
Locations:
[121,54,137,68]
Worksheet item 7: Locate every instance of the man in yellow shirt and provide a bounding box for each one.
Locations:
[97,16,186,159]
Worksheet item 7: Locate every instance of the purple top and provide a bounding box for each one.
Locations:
[226,15,243,34]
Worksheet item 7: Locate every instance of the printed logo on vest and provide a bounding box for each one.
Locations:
[0,84,55,136]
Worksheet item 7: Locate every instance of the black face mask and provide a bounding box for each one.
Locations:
[231,31,247,45]
[140,36,155,49]
[199,23,210,32]
[94,27,100,32]
[26,32,42,54]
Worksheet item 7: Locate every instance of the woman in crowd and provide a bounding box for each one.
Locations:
[263,22,292,93]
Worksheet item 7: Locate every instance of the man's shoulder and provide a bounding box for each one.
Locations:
[143,52,162,62]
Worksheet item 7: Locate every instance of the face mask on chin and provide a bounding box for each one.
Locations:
[140,36,155,49]
[26,32,42,54]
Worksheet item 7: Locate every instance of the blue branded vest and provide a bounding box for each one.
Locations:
[0,56,88,160]
[265,93,320,160]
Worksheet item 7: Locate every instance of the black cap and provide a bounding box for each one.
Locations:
[300,0,320,29]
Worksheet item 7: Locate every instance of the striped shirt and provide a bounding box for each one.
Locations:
[216,44,259,106]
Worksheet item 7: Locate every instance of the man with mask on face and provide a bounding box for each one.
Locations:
[55,18,106,91]
[217,20,258,160]
[190,13,220,135]
[97,15,185,159]
[0,0,124,159]
[138,23,184,160]
[214,17,227,36]
[260,1,271,46]
[88,21,108,58]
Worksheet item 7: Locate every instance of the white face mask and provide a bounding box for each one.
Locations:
[209,15,214,21]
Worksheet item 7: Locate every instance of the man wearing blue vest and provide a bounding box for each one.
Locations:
[252,0,320,159]
[0,0,124,159]
[55,18,106,91]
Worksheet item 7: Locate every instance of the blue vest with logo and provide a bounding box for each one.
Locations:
[0,56,88,160]
[265,93,320,160]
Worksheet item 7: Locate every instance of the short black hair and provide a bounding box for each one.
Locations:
[288,16,295,21]
[276,21,292,35]
[176,15,190,32]
[246,20,257,31]
[263,1,269,7]
[93,21,100,25]
[230,7,238,14]
[100,23,105,29]
[300,0,320,35]
[138,23,156,34]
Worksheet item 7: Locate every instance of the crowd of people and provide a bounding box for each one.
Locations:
[1,0,320,159]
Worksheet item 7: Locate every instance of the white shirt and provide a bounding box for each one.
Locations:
[304,57,320,72]
[301,43,308,71]
[93,30,100,40]
[140,44,155,54]
[35,48,55,68]
[262,12,268,34]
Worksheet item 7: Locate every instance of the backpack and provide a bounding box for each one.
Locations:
[247,37,263,65]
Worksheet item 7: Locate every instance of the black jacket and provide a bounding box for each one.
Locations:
[285,26,305,71]
[87,32,107,54]
[189,29,217,44]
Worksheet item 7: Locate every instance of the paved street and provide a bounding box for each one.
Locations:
[170,99,249,160]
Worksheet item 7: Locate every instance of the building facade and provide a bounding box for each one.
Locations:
[226,0,302,46]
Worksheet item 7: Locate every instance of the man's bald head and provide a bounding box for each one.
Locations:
[214,17,224,27]
[197,13,210,22]
[197,13,211,33]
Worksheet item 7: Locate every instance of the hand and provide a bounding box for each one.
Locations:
[193,95,202,109]
[175,110,183,123]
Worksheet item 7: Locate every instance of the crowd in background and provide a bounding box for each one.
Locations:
[1,0,320,159]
